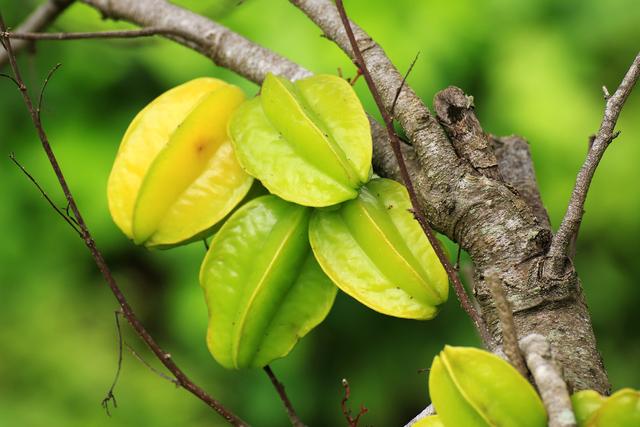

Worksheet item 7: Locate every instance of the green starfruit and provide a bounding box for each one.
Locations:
[229,73,372,207]
[429,346,547,427]
[108,77,253,247]
[573,388,640,426]
[572,389,606,425]
[308,178,448,319]
[199,195,337,369]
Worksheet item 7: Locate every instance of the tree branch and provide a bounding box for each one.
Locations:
[433,86,501,181]
[1,27,178,40]
[0,12,248,427]
[0,0,74,67]
[486,272,528,377]
[520,334,577,427]
[490,135,552,230]
[548,52,640,268]
[263,366,306,427]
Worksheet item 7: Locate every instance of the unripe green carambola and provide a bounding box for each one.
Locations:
[572,388,640,426]
[429,346,547,427]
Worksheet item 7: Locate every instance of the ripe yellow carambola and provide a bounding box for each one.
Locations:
[108,78,253,247]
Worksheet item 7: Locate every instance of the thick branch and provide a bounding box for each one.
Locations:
[0,0,74,67]
[491,135,552,230]
[549,52,640,265]
[520,334,577,427]
[433,86,501,180]
[0,13,248,427]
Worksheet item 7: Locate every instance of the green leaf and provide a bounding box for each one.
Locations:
[429,346,547,427]
[309,178,448,319]
[229,73,372,207]
[200,195,337,369]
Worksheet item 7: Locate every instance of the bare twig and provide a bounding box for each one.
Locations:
[0,0,74,67]
[125,342,180,386]
[548,52,640,269]
[263,366,306,427]
[9,152,82,236]
[391,51,420,117]
[486,272,528,377]
[37,62,61,117]
[341,379,368,427]
[334,0,493,347]
[0,12,248,427]
[1,27,177,41]
[520,334,576,427]
[101,310,124,416]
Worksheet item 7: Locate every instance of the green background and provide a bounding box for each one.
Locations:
[1,0,639,426]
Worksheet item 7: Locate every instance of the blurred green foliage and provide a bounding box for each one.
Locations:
[1,0,639,426]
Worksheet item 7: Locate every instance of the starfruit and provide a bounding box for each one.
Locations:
[199,195,337,369]
[572,390,606,425]
[308,178,448,319]
[107,78,253,247]
[572,388,640,426]
[429,346,547,427]
[413,415,445,427]
[229,73,372,207]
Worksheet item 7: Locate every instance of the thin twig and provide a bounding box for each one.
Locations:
[486,271,528,377]
[520,334,576,427]
[334,0,493,347]
[548,52,640,269]
[0,12,248,427]
[263,366,306,427]
[1,27,177,41]
[0,0,74,67]
[38,62,61,117]
[391,51,419,117]
[341,379,368,427]
[9,152,82,236]
[125,342,180,386]
[101,310,124,416]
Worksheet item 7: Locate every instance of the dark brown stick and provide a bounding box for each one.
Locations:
[0,0,74,67]
[334,0,493,347]
[263,366,306,427]
[0,12,248,427]
[1,27,177,41]
[548,52,640,269]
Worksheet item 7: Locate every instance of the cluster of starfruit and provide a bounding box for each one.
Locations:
[108,73,449,369]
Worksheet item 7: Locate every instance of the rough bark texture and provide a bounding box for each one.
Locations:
[77,0,609,393]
